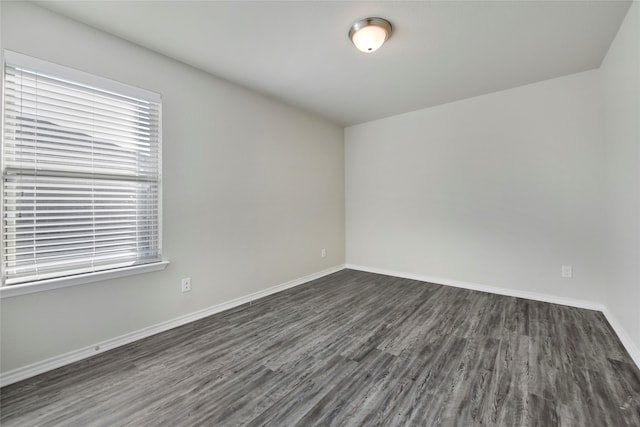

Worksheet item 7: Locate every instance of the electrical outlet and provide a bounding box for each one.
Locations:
[321,248,327,258]
[561,265,572,278]
[181,277,192,292]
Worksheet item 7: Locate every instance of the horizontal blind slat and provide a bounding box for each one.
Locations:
[5,66,158,110]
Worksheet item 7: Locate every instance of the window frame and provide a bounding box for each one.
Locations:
[0,50,168,298]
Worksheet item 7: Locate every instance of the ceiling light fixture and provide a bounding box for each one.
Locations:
[349,17,392,53]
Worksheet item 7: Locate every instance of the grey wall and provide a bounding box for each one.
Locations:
[346,70,608,304]
[0,2,345,373]
[601,1,640,358]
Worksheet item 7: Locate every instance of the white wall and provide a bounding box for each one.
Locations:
[346,70,608,304]
[0,2,345,374]
[601,1,640,359]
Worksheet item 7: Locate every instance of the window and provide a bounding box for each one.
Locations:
[1,51,165,292]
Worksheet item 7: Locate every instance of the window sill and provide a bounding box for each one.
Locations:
[0,261,170,299]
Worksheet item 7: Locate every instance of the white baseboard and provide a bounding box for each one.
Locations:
[601,307,640,368]
[346,263,639,369]
[345,264,604,310]
[3,263,637,386]
[0,264,345,387]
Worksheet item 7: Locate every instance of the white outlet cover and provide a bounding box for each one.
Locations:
[561,265,572,278]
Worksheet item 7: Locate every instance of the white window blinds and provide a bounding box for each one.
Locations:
[2,52,162,286]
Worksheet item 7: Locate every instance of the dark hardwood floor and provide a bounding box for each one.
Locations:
[1,269,639,426]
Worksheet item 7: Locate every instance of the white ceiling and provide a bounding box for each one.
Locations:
[35,1,632,126]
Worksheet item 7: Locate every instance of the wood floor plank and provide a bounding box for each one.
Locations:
[246,355,360,426]
[1,269,638,426]
[483,333,529,426]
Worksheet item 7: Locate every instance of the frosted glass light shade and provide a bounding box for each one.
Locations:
[349,17,392,53]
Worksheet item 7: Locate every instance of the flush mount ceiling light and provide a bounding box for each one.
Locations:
[349,17,392,53]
